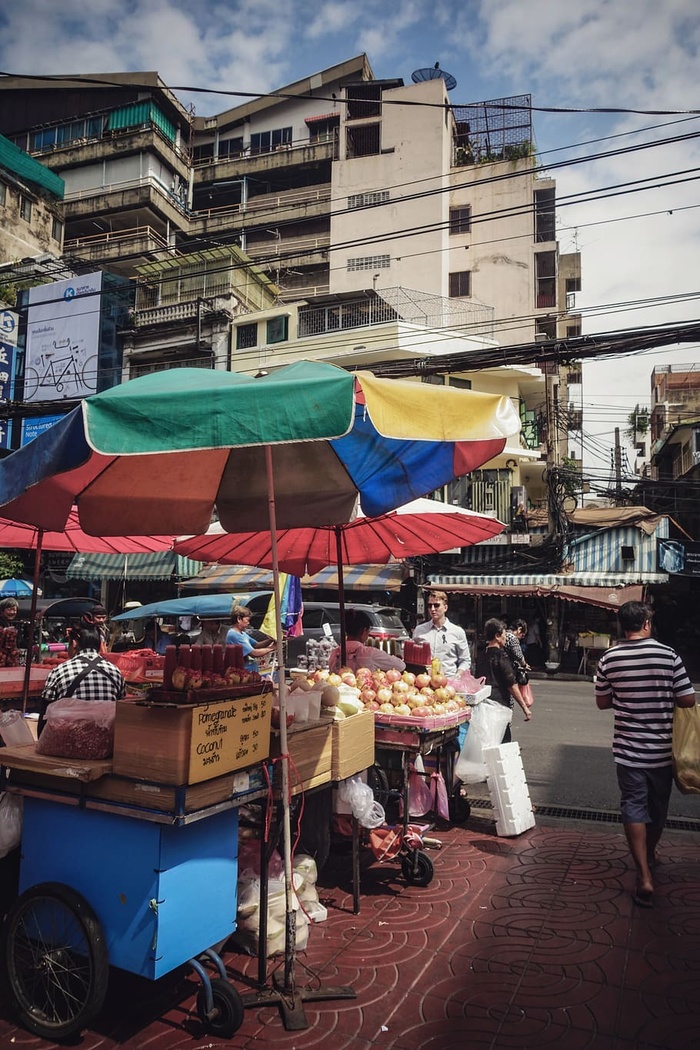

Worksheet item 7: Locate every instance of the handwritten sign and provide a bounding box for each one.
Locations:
[188,693,271,784]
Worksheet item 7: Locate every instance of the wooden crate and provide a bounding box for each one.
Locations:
[331,709,375,781]
[271,719,332,795]
[112,692,272,786]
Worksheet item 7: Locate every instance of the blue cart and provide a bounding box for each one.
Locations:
[1,764,257,1041]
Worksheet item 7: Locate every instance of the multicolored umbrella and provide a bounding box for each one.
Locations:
[0,360,520,1000]
[0,578,35,598]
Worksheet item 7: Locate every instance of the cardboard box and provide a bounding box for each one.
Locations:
[331,709,375,781]
[113,692,272,786]
[271,719,332,795]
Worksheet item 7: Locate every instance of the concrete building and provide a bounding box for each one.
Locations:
[0,56,582,528]
[0,134,65,270]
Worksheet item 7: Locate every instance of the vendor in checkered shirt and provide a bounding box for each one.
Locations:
[39,627,126,735]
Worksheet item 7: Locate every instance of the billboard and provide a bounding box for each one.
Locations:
[21,414,64,447]
[25,273,103,403]
[657,539,700,577]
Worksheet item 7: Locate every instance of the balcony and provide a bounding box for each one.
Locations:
[64,226,170,271]
[192,136,337,183]
[63,175,189,228]
[189,185,332,237]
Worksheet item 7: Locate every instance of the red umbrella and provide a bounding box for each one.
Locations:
[0,509,176,707]
[175,498,505,663]
[175,498,504,574]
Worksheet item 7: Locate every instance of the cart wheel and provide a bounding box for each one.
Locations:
[401,849,434,887]
[449,786,471,825]
[196,977,244,1037]
[2,881,109,1040]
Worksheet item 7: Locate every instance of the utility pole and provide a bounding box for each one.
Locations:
[614,427,622,504]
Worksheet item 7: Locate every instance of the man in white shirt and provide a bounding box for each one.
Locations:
[412,590,470,678]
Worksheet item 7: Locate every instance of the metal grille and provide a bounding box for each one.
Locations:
[452,94,533,165]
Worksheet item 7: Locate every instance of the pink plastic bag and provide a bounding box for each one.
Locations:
[448,671,487,695]
[401,768,433,818]
[430,771,450,821]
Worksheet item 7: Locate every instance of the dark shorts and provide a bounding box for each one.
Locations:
[616,764,673,826]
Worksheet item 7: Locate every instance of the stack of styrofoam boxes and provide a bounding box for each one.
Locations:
[482,741,535,836]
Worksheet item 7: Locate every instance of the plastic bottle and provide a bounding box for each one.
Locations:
[212,644,224,675]
[163,645,178,690]
[0,709,34,746]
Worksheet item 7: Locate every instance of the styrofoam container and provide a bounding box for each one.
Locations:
[482,741,535,837]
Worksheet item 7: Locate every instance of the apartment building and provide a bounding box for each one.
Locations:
[0,56,582,523]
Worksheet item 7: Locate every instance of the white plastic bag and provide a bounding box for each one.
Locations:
[455,699,512,784]
[338,774,385,828]
[0,792,23,858]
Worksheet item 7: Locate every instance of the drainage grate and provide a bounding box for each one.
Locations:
[467,796,700,834]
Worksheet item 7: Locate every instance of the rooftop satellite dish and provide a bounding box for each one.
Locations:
[411,64,457,91]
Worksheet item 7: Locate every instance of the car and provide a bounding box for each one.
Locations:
[286,602,409,667]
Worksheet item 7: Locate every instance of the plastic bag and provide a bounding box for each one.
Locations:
[430,771,450,821]
[338,774,386,828]
[403,767,433,818]
[0,792,23,859]
[672,704,700,795]
[36,697,116,760]
[454,699,512,784]
[448,670,486,695]
[520,682,535,708]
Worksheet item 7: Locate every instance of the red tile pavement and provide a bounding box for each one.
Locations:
[1,812,699,1049]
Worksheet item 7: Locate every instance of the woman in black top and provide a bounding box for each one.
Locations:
[475,618,532,743]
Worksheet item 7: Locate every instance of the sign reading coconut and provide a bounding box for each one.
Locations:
[190,694,271,782]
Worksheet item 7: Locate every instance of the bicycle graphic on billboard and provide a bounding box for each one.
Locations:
[23,338,98,401]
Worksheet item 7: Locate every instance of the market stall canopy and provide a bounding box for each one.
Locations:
[111,592,272,621]
[175,498,504,576]
[181,561,408,593]
[525,505,689,537]
[0,362,520,536]
[426,572,652,610]
[66,551,202,581]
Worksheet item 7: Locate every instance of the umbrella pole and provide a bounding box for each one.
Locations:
[243,448,356,1031]
[264,447,297,997]
[336,527,347,667]
[22,528,44,713]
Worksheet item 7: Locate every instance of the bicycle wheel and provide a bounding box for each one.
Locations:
[401,849,434,887]
[23,367,39,400]
[81,356,99,393]
[2,881,109,1040]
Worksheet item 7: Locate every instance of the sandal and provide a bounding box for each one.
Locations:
[633,888,654,908]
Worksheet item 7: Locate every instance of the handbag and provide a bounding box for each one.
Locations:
[672,704,700,795]
[515,665,529,686]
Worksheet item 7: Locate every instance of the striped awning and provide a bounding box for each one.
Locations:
[66,552,202,581]
[426,571,667,610]
[181,561,408,593]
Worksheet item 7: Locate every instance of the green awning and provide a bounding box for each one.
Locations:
[66,552,201,581]
[0,133,65,199]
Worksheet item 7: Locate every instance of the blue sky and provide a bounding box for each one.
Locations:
[1,0,699,477]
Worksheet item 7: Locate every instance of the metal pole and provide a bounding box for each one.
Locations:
[336,527,347,667]
[22,529,44,713]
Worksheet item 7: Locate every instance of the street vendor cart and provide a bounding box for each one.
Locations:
[0,669,273,1041]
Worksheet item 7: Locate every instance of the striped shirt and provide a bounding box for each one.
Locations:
[595,638,694,768]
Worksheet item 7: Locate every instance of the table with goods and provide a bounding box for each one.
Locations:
[0,642,278,1041]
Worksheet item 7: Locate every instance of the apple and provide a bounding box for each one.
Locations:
[415,673,431,689]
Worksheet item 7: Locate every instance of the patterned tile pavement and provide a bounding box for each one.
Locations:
[1,810,698,1049]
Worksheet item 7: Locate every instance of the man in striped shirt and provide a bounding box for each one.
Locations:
[595,601,695,908]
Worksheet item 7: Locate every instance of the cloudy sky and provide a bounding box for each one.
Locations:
[1,0,698,479]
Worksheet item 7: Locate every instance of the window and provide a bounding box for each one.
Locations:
[346,84,382,120]
[449,271,471,298]
[565,276,581,293]
[535,251,556,308]
[346,124,380,158]
[193,143,214,163]
[266,315,288,344]
[566,322,582,337]
[536,315,557,340]
[347,255,390,272]
[52,217,63,242]
[250,127,292,154]
[236,323,258,350]
[534,187,556,243]
[218,137,244,160]
[19,196,32,222]
[0,182,6,206]
[449,206,471,234]
[348,190,389,209]
[448,377,472,390]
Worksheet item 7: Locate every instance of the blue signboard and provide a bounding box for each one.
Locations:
[21,414,64,446]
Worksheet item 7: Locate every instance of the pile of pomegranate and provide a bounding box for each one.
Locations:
[304,667,468,719]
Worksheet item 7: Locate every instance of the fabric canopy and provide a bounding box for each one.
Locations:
[0,510,176,554]
[66,552,202,581]
[182,561,408,593]
[112,592,272,621]
[426,572,654,610]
